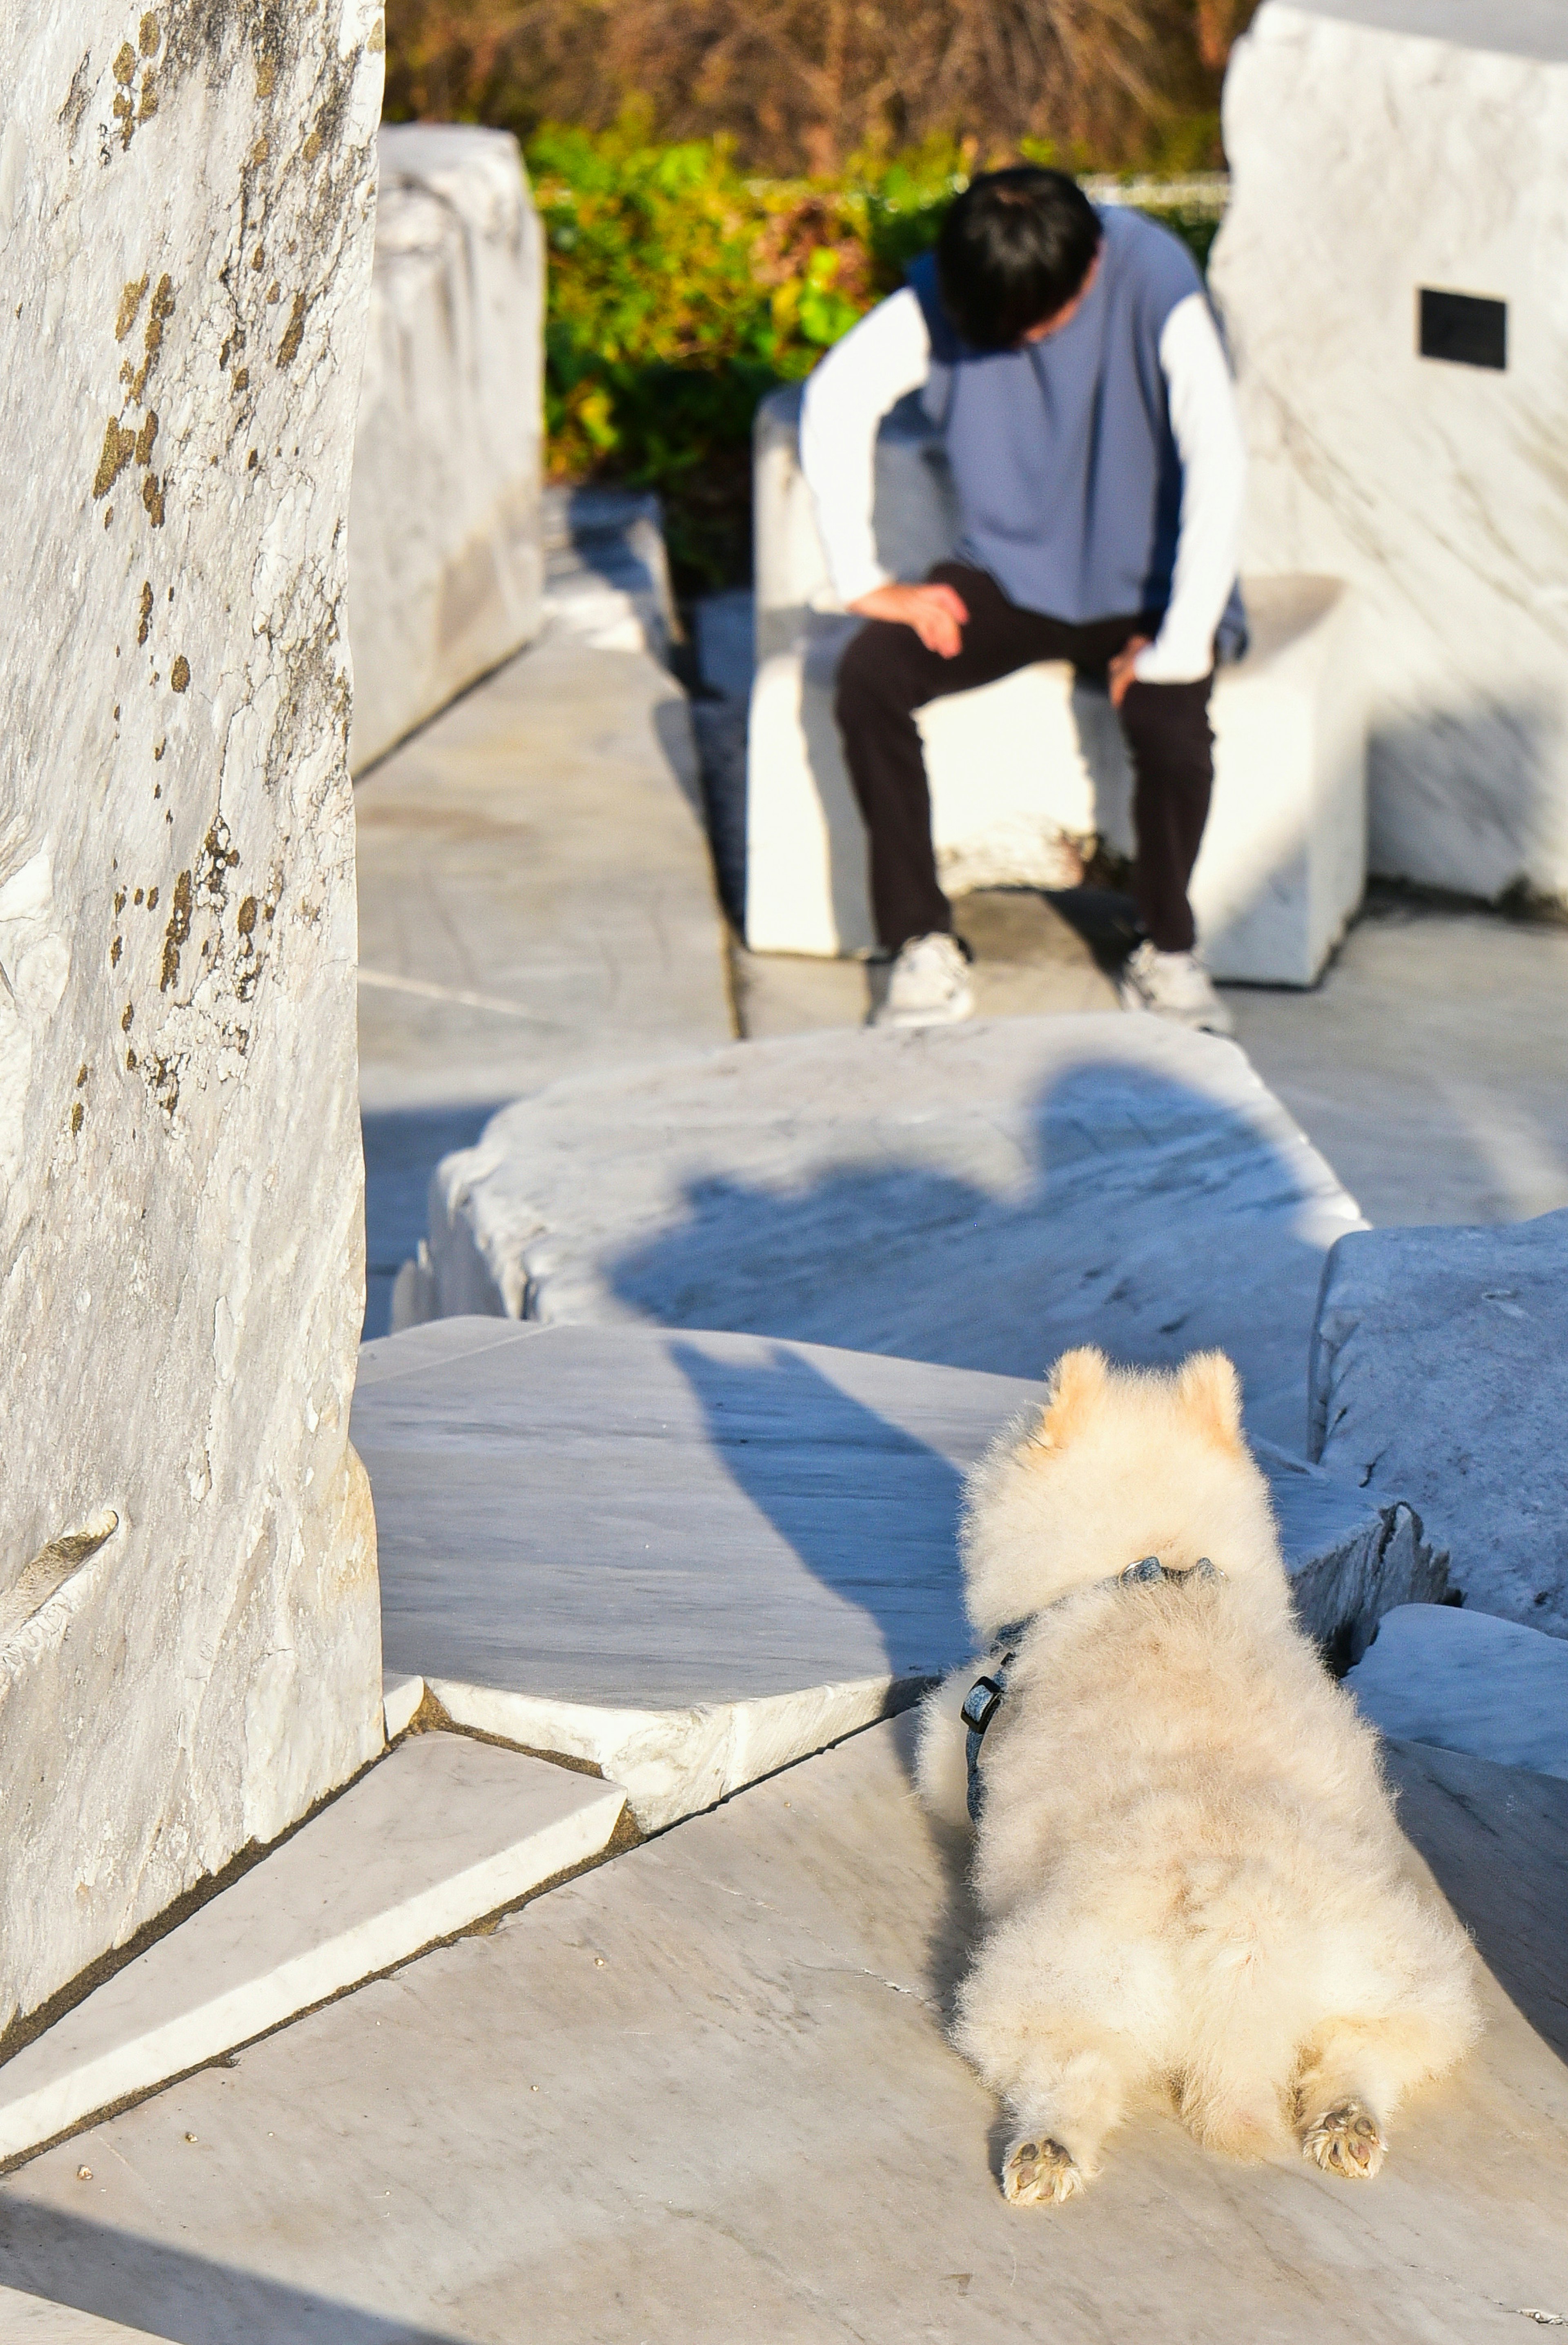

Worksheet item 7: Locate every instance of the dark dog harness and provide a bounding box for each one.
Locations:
[961,1555,1222,1824]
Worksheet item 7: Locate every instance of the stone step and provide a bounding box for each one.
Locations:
[1310,1207,1568,1633]
[414,1014,1365,1454]
[355,1318,1444,1832]
[1347,1603,1568,1780]
[0,1735,624,2166]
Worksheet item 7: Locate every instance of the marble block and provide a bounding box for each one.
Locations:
[746,385,1366,984]
[348,125,544,770]
[0,5,386,2036]
[421,1017,1364,1452]
[1348,1603,1568,1780]
[0,1733,624,2165]
[1310,1208,1568,1634]
[1211,0,1568,906]
[354,1317,1434,1828]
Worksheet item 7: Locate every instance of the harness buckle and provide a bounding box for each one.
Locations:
[961,1675,1005,1735]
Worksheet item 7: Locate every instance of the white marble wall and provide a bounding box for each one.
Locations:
[0,0,385,2034]
[1211,0,1568,906]
[348,125,544,771]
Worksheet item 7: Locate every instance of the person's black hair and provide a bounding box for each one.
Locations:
[935,167,1102,351]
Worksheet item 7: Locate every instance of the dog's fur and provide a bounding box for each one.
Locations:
[917,1347,1479,2204]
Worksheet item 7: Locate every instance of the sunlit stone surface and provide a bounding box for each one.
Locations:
[1212,0,1568,906]
[0,0,386,2033]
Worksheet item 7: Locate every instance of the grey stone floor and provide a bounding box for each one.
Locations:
[354,521,733,1336]
[2,1721,1564,2343]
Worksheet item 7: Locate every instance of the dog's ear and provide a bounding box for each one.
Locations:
[1029,1347,1109,1455]
[1176,1351,1243,1450]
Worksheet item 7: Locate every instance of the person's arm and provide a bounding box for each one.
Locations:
[799,287,932,608]
[1129,292,1247,686]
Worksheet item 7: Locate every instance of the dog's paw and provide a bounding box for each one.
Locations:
[1002,2135,1085,2206]
[1302,2100,1386,2181]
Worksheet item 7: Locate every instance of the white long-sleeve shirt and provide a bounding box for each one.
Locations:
[799,282,1246,683]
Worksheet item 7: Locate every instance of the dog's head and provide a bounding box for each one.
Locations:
[959,1347,1284,1637]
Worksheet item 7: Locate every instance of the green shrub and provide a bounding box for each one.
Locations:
[528,119,1219,590]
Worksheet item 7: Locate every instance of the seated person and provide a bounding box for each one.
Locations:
[800,165,1247,1032]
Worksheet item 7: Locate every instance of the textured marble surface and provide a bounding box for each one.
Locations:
[2,1721,1563,2343]
[1348,1603,1568,1779]
[1310,1208,1568,1633]
[0,2285,175,2343]
[354,1318,1438,1826]
[0,1733,623,2165]
[348,125,543,771]
[0,0,385,2036]
[419,1017,1363,1452]
[1212,0,1568,906]
[353,487,732,1336]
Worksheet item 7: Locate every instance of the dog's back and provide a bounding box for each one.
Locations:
[922,1347,1480,2203]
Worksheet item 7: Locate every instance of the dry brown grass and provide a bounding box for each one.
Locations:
[385,0,1242,174]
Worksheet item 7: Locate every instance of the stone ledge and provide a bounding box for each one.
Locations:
[0,1737,624,2167]
[416,1016,1365,1453]
[357,1320,1446,1832]
[1349,1605,1568,1780]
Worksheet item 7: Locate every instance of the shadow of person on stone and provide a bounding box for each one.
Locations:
[668,1336,973,1690]
[670,1330,989,2032]
[0,2202,468,2345]
[610,1049,1351,1455]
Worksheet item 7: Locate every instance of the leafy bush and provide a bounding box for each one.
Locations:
[528,119,1219,590]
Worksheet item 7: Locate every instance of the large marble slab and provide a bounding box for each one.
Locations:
[1348,1603,1568,1781]
[0,1734,623,2166]
[1213,0,1568,907]
[419,1016,1365,1453]
[349,125,544,770]
[354,1318,1443,1828]
[0,0,385,2038]
[1310,1207,1568,1633]
[4,1720,1563,2341]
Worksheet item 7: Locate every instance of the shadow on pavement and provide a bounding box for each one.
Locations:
[0,2203,467,2345]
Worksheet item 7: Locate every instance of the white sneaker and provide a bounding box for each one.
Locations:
[1118,939,1234,1036]
[872,932,975,1029]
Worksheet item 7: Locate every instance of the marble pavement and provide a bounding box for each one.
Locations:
[1,1721,1564,2343]
[355,488,733,1336]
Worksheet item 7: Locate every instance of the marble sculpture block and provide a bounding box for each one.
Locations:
[420,1015,1366,1454]
[1211,0,1568,907]
[0,0,386,2036]
[348,124,544,770]
[747,383,1367,984]
[1310,1208,1568,1637]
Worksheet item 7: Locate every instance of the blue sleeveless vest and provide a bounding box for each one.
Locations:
[907,209,1246,655]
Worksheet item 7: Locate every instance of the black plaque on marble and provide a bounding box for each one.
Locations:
[1418,288,1507,370]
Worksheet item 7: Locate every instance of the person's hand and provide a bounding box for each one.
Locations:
[1108,635,1152,710]
[847,581,969,659]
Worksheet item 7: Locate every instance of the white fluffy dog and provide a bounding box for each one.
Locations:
[917,1346,1479,2205]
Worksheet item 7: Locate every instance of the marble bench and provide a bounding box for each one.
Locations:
[746,383,1366,985]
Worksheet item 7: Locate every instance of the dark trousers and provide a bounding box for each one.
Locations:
[833,562,1214,954]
